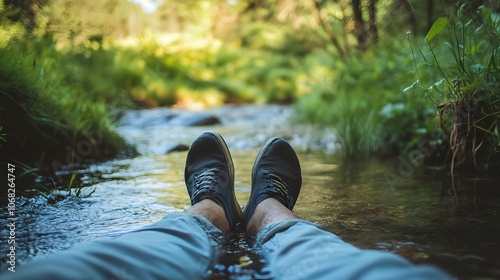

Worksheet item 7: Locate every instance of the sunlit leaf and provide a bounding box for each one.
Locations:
[427,78,445,91]
[426,17,449,42]
[470,43,480,55]
[403,80,419,93]
[473,140,484,155]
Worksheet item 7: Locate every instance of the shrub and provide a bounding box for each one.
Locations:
[294,40,437,160]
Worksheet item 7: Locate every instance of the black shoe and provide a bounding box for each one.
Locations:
[243,138,302,229]
[185,131,242,231]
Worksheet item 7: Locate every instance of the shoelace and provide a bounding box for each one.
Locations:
[262,171,292,208]
[192,168,223,200]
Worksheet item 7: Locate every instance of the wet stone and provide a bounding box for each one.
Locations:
[163,143,190,154]
[168,113,222,126]
[151,143,190,154]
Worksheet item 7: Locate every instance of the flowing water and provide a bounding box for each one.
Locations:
[1,105,500,279]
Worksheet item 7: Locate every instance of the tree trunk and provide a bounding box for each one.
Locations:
[352,0,367,49]
[367,0,378,42]
[312,0,346,57]
[427,0,434,33]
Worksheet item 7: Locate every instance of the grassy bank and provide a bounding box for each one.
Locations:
[1,3,132,184]
[0,39,128,173]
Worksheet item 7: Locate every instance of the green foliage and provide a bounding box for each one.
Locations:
[426,17,449,42]
[2,0,479,169]
[114,37,303,107]
[212,47,300,103]
[294,38,438,160]
[294,1,499,164]
[410,3,500,103]
[408,2,500,170]
[0,31,126,165]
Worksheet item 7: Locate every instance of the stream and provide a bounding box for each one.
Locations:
[1,105,500,279]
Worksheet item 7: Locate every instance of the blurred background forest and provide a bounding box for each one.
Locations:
[1,0,499,175]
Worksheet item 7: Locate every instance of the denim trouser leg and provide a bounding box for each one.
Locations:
[257,219,453,280]
[2,214,222,280]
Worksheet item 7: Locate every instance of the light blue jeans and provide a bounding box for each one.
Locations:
[2,214,452,279]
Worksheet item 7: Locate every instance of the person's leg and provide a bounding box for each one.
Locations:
[244,138,452,280]
[187,198,229,232]
[2,131,242,280]
[2,201,224,280]
[252,199,452,280]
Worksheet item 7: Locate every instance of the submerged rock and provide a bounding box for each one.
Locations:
[168,113,221,126]
[163,143,190,154]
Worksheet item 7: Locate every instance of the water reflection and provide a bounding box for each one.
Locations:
[294,153,500,279]
[206,232,272,280]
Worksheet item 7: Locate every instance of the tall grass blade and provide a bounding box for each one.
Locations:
[426,17,449,42]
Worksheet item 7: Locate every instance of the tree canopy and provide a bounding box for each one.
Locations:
[1,0,466,55]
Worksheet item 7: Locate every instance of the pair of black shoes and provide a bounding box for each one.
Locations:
[185,132,302,231]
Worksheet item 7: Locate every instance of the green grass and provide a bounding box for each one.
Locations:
[37,173,96,204]
[0,36,127,171]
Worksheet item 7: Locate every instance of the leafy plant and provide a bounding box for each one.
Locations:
[408,2,500,172]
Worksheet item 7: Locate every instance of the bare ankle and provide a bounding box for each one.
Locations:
[186,199,230,233]
[246,198,297,235]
